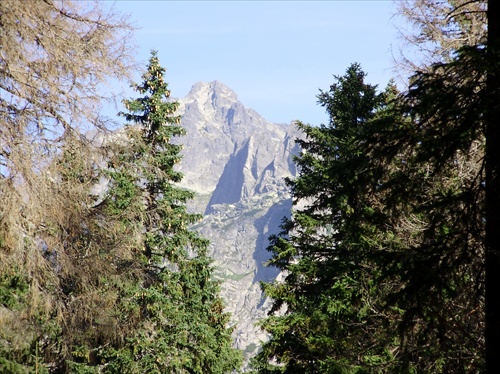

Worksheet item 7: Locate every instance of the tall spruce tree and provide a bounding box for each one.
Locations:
[99,51,242,373]
[254,2,492,373]
[252,64,400,373]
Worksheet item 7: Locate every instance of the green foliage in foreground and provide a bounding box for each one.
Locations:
[92,51,242,373]
[253,57,486,373]
[252,64,401,373]
[0,51,242,373]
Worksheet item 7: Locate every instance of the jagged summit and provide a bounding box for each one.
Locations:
[171,81,303,366]
[186,80,239,104]
[178,80,267,131]
[176,81,299,196]
[180,81,239,123]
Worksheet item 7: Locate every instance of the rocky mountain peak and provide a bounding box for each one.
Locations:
[185,80,239,106]
[179,81,241,126]
[175,81,300,196]
[171,82,304,367]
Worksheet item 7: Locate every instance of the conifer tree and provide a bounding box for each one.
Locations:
[254,60,486,374]
[253,64,399,373]
[377,1,489,370]
[101,51,242,373]
[375,60,486,371]
[255,2,491,372]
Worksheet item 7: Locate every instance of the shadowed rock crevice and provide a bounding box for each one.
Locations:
[205,139,250,214]
[252,199,292,284]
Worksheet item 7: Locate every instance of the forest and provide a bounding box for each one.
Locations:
[0,0,498,373]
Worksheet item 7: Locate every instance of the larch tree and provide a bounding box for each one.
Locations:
[393,0,486,77]
[0,0,136,371]
[348,0,493,370]
[389,0,494,371]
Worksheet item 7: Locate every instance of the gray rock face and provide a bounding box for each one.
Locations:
[175,81,301,364]
[176,81,299,199]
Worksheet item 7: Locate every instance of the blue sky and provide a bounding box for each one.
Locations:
[112,1,400,126]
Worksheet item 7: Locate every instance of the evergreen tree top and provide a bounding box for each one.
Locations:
[120,50,181,140]
[317,63,381,129]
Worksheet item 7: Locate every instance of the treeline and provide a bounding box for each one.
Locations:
[252,0,498,373]
[0,1,240,373]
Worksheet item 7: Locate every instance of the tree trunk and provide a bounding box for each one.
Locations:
[485,1,500,372]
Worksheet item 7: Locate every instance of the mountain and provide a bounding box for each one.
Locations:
[174,81,301,364]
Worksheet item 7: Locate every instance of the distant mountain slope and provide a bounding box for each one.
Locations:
[174,81,301,364]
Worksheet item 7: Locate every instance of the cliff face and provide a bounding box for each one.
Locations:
[174,81,301,361]
[176,81,299,199]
